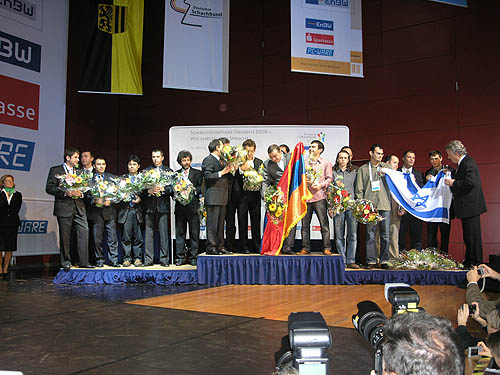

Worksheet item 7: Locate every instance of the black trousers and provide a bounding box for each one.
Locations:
[462,215,483,265]
[301,199,331,251]
[175,209,200,259]
[207,205,226,252]
[93,215,119,265]
[225,197,238,250]
[427,222,450,252]
[399,214,422,251]
[144,212,170,265]
[57,212,88,268]
[237,192,261,253]
[121,209,143,262]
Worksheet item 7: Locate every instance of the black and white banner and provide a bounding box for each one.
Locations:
[163,0,229,92]
[0,0,69,255]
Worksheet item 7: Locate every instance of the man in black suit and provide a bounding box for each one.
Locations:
[80,149,96,265]
[235,139,263,254]
[425,150,451,253]
[202,139,233,255]
[87,157,119,267]
[45,147,91,270]
[141,148,173,266]
[117,155,144,267]
[261,144,295,255]
[219,137,238,252]
[174,150,203,265]
[398,150,425,251]
[445,140,487,267]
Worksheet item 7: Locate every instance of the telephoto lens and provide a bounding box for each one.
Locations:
[352,300,387,350]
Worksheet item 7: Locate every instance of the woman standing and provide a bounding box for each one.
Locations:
[0,175,22,276]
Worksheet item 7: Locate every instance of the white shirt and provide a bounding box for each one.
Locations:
[2,188,14,204]
[402,166,413,174]
[458,154,466,166]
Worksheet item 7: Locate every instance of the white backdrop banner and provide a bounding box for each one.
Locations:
[169,125,349,240]
[163,0,229,92]
[291,0,363,77]
[0,0,69,255]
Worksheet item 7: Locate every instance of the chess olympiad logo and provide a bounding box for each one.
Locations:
[170,0,222,28]
[317,132,326,142]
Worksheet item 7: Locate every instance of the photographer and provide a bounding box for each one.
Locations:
[370,311,464,375]
[466,265,500,319]
[456,303,486,349]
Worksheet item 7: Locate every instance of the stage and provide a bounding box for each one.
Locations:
[53,254,467,286]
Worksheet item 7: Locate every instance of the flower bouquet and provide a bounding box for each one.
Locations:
[388,248,463,270]
[351,199,384,225]
[326,177,352,218]
[173,173,195,205]
[138,168,176,197]
[90,180,119,207]
[198,196,207,225]
[113,175,142,203]
[243,164,264,191]
[55,170,93,198]
[305,158,322,185]
[264,185,286,224]
[221,145,248,175]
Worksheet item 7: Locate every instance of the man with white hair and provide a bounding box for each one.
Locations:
[444,140,486,267]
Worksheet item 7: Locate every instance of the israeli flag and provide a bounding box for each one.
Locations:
[383,168,453,224]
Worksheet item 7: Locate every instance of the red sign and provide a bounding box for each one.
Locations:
[0,75,39,130]
[305,33,334,46]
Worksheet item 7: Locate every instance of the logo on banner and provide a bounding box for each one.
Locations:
[306,47,333,57]
[0,75,39,130]
[0,136,35,172]
[98,4,127,34]
[0,0,42,30]
[170,0,222,28]
[305,33,334,46]
[0,30,41,72]
[317,132,326,142]
[305,18,333,31]
[18,220,47,234]
[305,0,349,8]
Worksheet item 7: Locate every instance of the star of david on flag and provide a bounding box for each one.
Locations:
[383,168,453,224]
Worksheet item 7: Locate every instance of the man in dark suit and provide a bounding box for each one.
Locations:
[174,150,203,265]
[425,150,451,253]
[262,144,295,254]
[45,147,91,270]
[141,148,173,266]
[80,149,96,265]
[235,139,263,254]
[398,150,425,251]
[219,137,238,252]
[87,157,119,267]
[202,139,233,255]
[445,140,487,267]
[117,155,144,267]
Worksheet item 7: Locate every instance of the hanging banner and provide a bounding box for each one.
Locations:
[78,0,144,95]
[291,0,363,77]
[0,0,69,255]
[429,0,467,7]
[163,0,229,92]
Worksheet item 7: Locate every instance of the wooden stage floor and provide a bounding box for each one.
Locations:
[129,284,468,328]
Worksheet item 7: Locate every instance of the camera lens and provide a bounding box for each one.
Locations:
[352,301,387,349]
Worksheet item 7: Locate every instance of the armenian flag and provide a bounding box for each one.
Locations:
[261,142,312,256]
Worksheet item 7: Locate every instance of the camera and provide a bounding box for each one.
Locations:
[467,346,480,357]
[275,312,331,375]
[478,266,486,276]
[469,304,477,315]
[352,284,422,374]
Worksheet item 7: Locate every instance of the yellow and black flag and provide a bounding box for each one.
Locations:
[79,0,144,95]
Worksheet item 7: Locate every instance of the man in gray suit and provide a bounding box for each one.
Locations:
[261,144,296,254]
[202,139,233,255]
[46,147,91,270]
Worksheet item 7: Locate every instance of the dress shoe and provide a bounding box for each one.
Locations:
[323,249,332,256]
[190,259,197,266]
[206,250,220,255]
[160,262,169,267]
[297,249,310,255]
[346,263,360,269]
[239,249,251,254]
[122,260,131,267]
[79,264,95,269]
[133,259,143,267]
[142,262,154,267]
[218,248,232,255]
[380,263,391,270]
[109,263,121,267]
[62,265,71,271]
[95,263,104,268]
[364,263,379,269]
[281,249,295,255]
[175,258,188,266]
